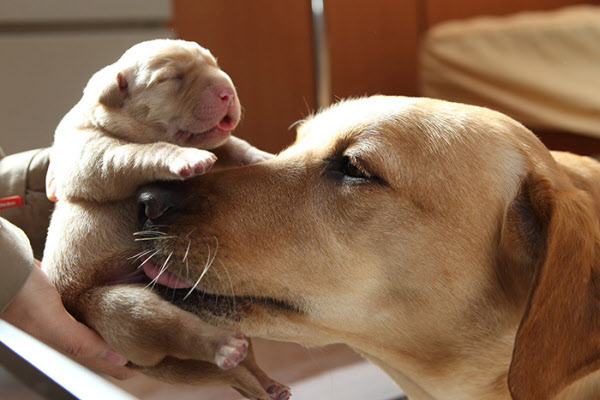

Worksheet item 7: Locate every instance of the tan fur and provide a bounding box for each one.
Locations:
[136,96,600,399]
[43,39,286,399]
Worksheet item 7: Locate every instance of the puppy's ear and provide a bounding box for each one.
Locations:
[98,72,128,108]
[502,172,600,399]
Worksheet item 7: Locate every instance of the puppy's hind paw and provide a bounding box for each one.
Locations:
[264,383,291,400]
[215,332,248,370]
[170,148,217,178]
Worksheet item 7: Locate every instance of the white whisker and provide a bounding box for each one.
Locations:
[137,250,160,269]
[145,251,173,289]
[208,236,218,271]
[127,249,154,261]
[134,236,176,242]
[183,241,214,300]
[185,228,198,238]
[206,241,212,273]
[133,230,168,236]
[183,239,191,263]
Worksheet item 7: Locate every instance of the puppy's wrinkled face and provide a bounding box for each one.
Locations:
[89,39,240,149]
[140,96,527,348]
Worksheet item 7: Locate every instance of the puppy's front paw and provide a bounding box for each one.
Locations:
[249,149,273,164]
[215,332,249,370]
[171,148,217,178]
[240,148,273,166]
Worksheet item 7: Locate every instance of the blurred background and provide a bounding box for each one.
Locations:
[1,0,599,399]
[2,0,599,157]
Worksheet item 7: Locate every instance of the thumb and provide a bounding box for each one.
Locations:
[49,311,128,366]
[45,159,58,202]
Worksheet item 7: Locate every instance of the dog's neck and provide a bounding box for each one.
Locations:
[352,330,515,400]
[360,353,438,400]
[352,316,600,400]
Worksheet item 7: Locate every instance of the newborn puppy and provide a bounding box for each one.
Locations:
[43,39,287,400]
[51,39,269,202]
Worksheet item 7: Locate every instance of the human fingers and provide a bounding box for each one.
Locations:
[3,265,132,377]
[45,159,58,202]
[48,313,137,379]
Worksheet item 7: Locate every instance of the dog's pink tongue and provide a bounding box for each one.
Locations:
[142,259,193,289]
[215,116,234,131]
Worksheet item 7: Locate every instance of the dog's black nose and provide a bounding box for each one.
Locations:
[137,183,180,221]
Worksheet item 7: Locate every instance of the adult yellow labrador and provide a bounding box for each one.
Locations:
[137,95,600,399]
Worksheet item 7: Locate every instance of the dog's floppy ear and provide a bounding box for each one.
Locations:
[503,172,600,399]
[98,72,128,108]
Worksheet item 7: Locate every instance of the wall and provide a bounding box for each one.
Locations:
[170,0,315,154]
[171,0,600,154]
[3,1,597,155]
[0,0,173,155]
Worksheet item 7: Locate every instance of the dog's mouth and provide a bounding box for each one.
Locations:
[140,258,194,289]
[175,114,235,142]
[116,257,302,322]
[153,285,302,324]
[215,114,235,131]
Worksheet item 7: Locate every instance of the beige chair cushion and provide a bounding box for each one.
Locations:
[419,5,600,138]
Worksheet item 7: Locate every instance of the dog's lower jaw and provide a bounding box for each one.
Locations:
[150,284,345,347]
[155,285,298,321]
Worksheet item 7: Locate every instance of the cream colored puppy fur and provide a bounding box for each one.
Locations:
[43,39,288,400]
[51,39,268,201]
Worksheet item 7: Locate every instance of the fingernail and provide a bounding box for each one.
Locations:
[102,349,128,366]
[47,181,58,202]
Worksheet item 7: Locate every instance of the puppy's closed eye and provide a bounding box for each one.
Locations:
[155,73,185,84]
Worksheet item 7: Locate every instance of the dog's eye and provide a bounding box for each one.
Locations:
[340,155,372,180]
[324,154,384,185]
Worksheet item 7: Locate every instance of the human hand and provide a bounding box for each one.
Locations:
[1,260,136,380]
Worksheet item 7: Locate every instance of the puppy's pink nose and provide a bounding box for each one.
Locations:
[193,82,239,123]
[216,86,235,104]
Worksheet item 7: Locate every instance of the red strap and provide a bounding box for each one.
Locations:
[0,196,23,210]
